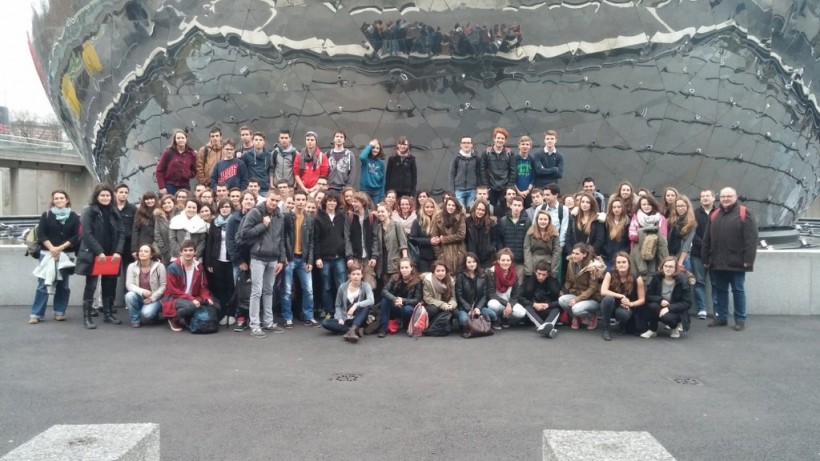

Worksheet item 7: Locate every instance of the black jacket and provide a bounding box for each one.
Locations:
[381,276,423,306]
[313,209,349,261]
[384,154,417,196]
[131,211,155,253]
[602,221,630,264]
[409,219,435,262]
[284,212,314,264]
[496,214,530,263]
[450,151,480,190]
[117,202,137,263]
[37,209,80,253]
[566,219,605,257]
[455,271,490,312]
[518,275,561,309]
[479,147,515,191]
[346,211,377,261]
[702,202,758,272]
[226,210,250,266]
[75,204,125,276]
[465,216,496,267]
[204,221,229,269]
[691,206,716,259]
[531,149,564,187]
[646,273,692,331]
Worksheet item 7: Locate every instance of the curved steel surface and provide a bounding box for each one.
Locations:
[28,0,820,227]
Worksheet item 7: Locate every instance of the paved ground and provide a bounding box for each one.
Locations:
[1,306,819,460]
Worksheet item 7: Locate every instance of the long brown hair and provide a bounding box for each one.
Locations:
[574,192,599,235]
[135,191,158,227]
[527,210,558,240]
[168,129,190,152]
[668,196,696,236]
[430,260,453,300]
[606,197,629,241]
[609,251,634,296]
[393,257,421,289]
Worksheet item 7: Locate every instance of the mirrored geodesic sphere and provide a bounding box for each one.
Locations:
[29,0,820,227]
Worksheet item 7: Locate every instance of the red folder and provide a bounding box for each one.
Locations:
[92,256,120,276]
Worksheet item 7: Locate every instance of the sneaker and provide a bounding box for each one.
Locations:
[262,323,285,333]
[219,316,228,326]
[304,319,320,327]
[707,319,727,327]
[228,316,236,326]
[53,314,66,321]
[640,330,657,339]
[697,310,707,320]
[733,323,745,331]
[587,316,598,330]
[547,329,558,339]
[491,320,502,331]
[537,321,553,335]
[168,318,183,332]
[377,329,386,338]
[670,325,682,339]
[28,317,39,324]
[132,322,141,328]
[501,319,510,329]
[571,317,580,330]
[233,318,249,332]
[250,328,267,338]
[602,329,611,341]
[284,320,294,330]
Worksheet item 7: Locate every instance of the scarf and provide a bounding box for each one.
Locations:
[169,213,209,233]
[214,214,229,228]
[636,210,661,229]
[51,207,71,223]
[430,273,449,298]
[494,262,517,293]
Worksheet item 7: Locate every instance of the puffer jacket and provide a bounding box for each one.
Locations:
[496,214,529,263]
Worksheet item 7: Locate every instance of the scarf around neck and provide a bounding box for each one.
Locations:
[494,262,517,293]
[51,207,71,223]
[214,214,229,228]
[636,210,661,229]
[169,213,208,233]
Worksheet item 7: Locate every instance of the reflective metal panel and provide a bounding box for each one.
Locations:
[29,0,820,227]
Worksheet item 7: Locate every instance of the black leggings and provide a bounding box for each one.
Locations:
[83,275,117,302]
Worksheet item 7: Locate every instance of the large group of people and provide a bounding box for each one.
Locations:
[28,126,758,341]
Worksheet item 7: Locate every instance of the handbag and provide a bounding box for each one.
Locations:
[92,256,120,276]
[462,311,494,338]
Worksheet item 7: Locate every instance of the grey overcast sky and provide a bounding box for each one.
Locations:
[0,0,55,118]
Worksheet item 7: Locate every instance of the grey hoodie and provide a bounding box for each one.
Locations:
[238,202,287,263]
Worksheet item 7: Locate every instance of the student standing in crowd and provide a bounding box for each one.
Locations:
[451,135,480,208]
[156,129,197,195]
[241,132,271,197]
[431,196,466,274]
[464,200,496,268]
[205,199,236,325]
[392,196,417,235]
[293,131,329,196]
[210,140,249,192]
[384,136,417,198]
[601,197,631,269]
[168,199,208,260]
[271,129,297,188]
[314,193,349,320]
[131,191,157,260]
[514,135,535,207]
[480,127,515,208]
[532,130,563,188]
[409,197,438,273]
[327,130,356,193]
[359,139,386,204]
[196,127,223,187]
[281,190,318,328]
[373,202,408,285]
[691,189,716,319]
[523,210,560,281]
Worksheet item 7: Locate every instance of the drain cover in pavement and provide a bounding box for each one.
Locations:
[332,373,362,382]
[668,377,702,385]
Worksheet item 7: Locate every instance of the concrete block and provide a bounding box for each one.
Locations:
[543,430,675,461]
[0,246,86,307]
[1,423,159,461]
[745,251,813,315]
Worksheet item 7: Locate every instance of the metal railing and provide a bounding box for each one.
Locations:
[0,134,76,155]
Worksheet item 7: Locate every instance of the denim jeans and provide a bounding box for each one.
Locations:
[165,184,189,195]
[124,291,162,324]
[454,189,476,209]
[558,294,600,318]
[321,258,347,316]
[363,188,384,206]
[250,259,279,328]
[690,256,716,313]
[31,263,71,318]
[379,298,415,330]
[320,304,370,333]
[281,256,314,322]
[712,270,746,323]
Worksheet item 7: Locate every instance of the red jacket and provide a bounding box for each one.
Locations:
[161,258,213,318]
[293,149,329,189]
[156,146,197,189]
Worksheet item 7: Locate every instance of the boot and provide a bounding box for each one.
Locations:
[102,297,122,325]
[602,328,611,341]
[343,326,359,343]
[83,300,97,330]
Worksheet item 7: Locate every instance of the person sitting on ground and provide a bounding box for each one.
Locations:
[421,260,457,327]
[125,244,167,327]
[599,251,646,341]
[519,260,562,338]
[558,243,604,330]
[321,262,375,343]
[642,256,692,339]
[455,253,497,336]
[161,239,220,332]
[378,257,423,337]
[486,248,527,328]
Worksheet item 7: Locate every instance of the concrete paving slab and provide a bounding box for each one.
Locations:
[543,430,675,460]
[1,306,818,460]
[1,423,158,461]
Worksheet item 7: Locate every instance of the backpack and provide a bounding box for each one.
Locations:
[23,224,41,259]
[710,205,746,222]
[423,310,453,337]
[640,231,659,261]
[407,303,428,337]
[188,304,219,334]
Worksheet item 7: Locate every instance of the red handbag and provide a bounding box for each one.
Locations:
[387,319,400,334]
[92,256,120,276]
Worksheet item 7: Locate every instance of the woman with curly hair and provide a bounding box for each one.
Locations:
[431,196,467,274]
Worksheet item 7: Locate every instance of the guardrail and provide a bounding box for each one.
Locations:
[0,133,75,153]
[0,215,39,240]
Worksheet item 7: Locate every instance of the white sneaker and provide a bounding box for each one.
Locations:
[640,330,657,339]
[697,310,707,320]
[228,316,236,325]
[670,325,682,339]
[219,316,228,326]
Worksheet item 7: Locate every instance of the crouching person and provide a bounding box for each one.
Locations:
[599,251,646,341]
[162,240,220,332]
[454,253,497,336]
[642,256,691,339]
[322,262,375,343]
[520,261,562,338]
[125,244,166,327]
[487,248,526,328]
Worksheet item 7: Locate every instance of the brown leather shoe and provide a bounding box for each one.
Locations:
[733,323,745,331]
[707,319,727,327]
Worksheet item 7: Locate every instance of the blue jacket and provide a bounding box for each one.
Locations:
[241,148,271,193]
[359,144,386,191]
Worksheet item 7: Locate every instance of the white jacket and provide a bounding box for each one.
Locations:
[32,253,76,294]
